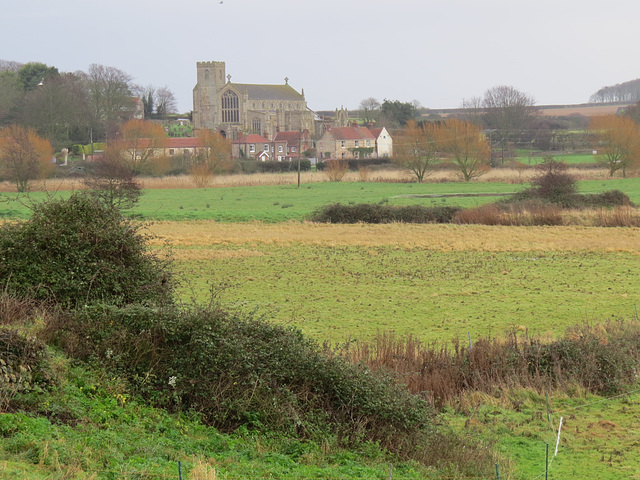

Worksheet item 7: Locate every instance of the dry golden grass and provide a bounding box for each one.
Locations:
[147,221,640,258]
[0,166,615,192]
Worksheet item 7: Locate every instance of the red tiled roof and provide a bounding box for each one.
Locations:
[234,134,270,144]
[273,131,300,143]
[327,126,375,141]
[166,137,203,148]
[369,128,383,138]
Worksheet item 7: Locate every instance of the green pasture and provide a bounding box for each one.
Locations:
[514,151,597,165]
[177,245,640,344]
[3,177,640,221]
[444,389,640,480]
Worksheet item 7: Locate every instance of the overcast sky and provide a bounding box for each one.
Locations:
[3,0,640,114]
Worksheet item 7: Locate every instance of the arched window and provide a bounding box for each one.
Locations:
[252,117,261,134]
[204,69,210,81]
[221,90,239,123]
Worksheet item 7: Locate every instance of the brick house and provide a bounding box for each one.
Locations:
[316,126,377,160]
[272,130,312,161]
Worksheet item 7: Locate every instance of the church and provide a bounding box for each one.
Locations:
[192,61,315,140]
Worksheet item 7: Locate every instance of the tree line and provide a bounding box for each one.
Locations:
[0,60,178,149]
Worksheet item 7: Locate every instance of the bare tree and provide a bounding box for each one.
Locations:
[83,64,136,140]
[358,97,380,124]
[19,73,89,147]
[155,86,177,116]
[481,85,538,162]
[392,120,440,183]
[0,125,53,192]
[440,119,491,182]
[83,154,142,209]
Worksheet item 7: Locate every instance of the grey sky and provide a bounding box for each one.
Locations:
[3,0,639,114]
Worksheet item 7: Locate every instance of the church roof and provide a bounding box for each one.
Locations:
[231,83,304,101]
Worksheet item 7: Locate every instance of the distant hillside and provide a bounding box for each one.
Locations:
[590,78,640,103]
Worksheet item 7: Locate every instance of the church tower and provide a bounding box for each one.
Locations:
[193,61,226,130]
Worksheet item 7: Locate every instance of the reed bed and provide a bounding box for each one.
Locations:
[0,166,614,192]
[335,320,640,408]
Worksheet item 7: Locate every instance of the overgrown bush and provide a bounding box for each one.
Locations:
[0,193,172,307]
[42,302,434,453]
[309,203,461,224]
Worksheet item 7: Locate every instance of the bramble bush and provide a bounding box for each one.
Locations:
[0,193,172,307]
[42,301,435,454]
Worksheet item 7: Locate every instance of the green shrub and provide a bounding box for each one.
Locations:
[309,203,460,224]
[0,193,172,307]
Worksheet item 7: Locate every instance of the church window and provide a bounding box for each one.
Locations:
[252,118,261,134]
[221,90,239,123]
[205,69,210,81]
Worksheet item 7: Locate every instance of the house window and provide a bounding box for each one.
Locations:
[341,141,345,148]
[264,144,269,151]
[184,149,190,155]
[221,90,239,123]
[169,149,175,155]
[252,118,261,134]
[291,146,297,153]
[366,140,371,147]
[355,141,359,148]
[249,144,255,153]
[355,151,360,159]
[278,145,283,153]
[341,153,346,159]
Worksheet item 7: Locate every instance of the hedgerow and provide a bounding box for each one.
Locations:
[42,302,434,454]
[309,203,460,224]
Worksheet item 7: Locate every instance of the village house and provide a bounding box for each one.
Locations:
[272,130,312,161]
[316,126,390,160]
[369,127,393,157]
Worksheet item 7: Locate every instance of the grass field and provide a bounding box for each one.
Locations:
[2,176,640,222]
[3,176,640,479]
[515,151,597,165]
[144,222,640,344]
